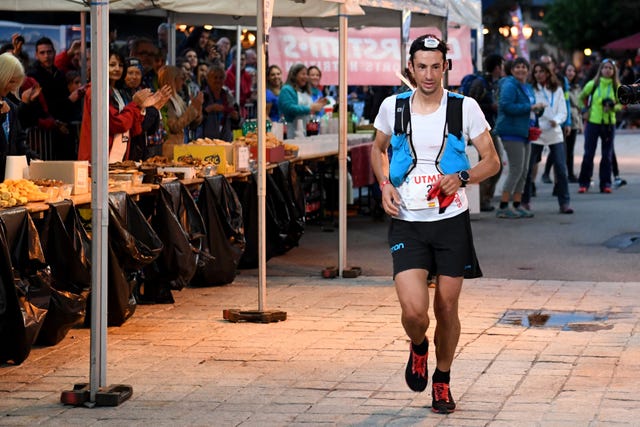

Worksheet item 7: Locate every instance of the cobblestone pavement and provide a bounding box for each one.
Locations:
[1,276,639,426]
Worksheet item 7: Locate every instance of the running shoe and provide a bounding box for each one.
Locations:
[578,187,588,194]
[541,173,552,184]
[514,207,534,218]
[431,382,456,414]
[614,177,627,188]
[405,342,428,392]
[496,208,520,219]
[601,187,612,194]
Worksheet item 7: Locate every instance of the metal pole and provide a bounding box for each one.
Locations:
[257,0,267,311]
[338,8,348,275]
[235,25,242,107]
[80,12,87,84]
[167,13,176,65]
[89,0,109,403]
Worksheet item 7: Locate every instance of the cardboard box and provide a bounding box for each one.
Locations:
[173,144,233,174]
[29,161,89,195]
[156,166,198,180]
[249,145,285,164]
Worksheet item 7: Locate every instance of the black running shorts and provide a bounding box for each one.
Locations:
[388,210,482,279]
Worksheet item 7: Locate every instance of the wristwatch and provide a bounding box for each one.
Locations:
[457,170,470,187]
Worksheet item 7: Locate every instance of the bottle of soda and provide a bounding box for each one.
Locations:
[280,115,288,140]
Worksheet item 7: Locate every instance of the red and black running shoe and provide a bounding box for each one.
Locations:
[404,343,428,392]
[431,382,456,414]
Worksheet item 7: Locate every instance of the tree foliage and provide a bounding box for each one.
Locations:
[544,0,640,51]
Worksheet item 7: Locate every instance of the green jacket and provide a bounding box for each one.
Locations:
[579,77,621,125]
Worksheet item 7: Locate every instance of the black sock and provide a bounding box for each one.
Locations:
[411,337,428,355]
[432,368,450,384]
[499,201,508,209]
[513,201,521,208]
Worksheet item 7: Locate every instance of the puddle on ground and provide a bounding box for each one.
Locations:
[604,233,640,253]
[498,310,613,332]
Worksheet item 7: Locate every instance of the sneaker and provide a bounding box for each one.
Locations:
[405,343,428,392]
[614,177,627,188]
[559,205,574,214]
[496,208,520,219]
[601,187,612,194]
[578,187,588,194]
[432,382,456,414]
[514,207,534,218]
[541,174,552,184]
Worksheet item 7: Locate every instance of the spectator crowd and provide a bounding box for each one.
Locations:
[0,23,637,215]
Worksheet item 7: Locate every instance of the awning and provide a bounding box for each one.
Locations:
[603,32,640,51]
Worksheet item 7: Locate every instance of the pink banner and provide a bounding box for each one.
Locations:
[268,26,472,86]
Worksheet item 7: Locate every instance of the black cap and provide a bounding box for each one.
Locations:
[409,34,448,61]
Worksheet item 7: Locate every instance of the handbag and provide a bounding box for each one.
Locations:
[528,126,541,141]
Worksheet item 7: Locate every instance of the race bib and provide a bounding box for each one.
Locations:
[398,164,441,210]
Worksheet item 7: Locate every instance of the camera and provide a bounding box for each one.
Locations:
[617,83,640,105]
[602,98,615,110]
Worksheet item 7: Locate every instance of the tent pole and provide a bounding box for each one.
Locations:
[235,25,242,107]
[167,12,176,65]
[222,0,286,324]
[89,0,109,403]
[80,12,87,84]
[338,7,348,276]
[257,0,267,312]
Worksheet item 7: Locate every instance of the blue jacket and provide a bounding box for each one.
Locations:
[494,75,533,140]
[278,84,311,123]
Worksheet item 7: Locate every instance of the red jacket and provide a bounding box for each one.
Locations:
[78,85,143,162]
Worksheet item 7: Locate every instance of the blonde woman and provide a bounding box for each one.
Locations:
[577,59,621,193]
[0,52,30,177]
[157,65,203,157]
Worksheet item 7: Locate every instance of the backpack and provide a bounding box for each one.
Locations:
[459,73,488,99]
[389,92,467,186]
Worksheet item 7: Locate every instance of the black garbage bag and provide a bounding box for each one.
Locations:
[105,192,163,319]
[0,207,52,364]
[233,172,283,268]
[192,175,245,286]
[108,192,164,271]
[38,200,91,288]
[146,181,205,295]
[35,200,91,345]
[105,244,138,326]
[271,161,305,252]
[265,169,293,256]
